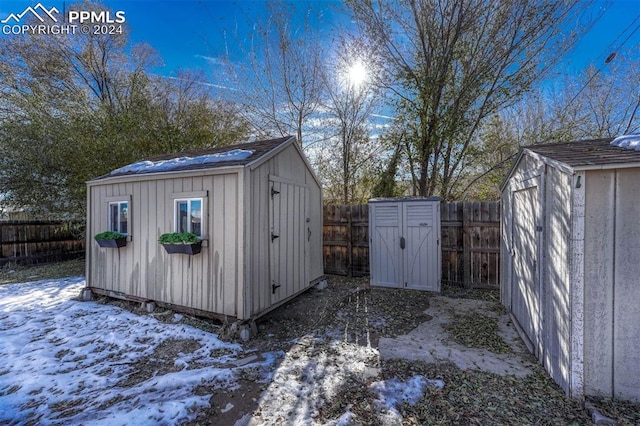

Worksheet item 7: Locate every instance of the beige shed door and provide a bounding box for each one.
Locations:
[269,178,309,305]
[369,200,440,291]
[511,186,540,354]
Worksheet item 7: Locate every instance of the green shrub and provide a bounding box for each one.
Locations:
[158,232,200,244]
[95,231,126,240]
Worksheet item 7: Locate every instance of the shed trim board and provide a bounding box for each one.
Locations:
[86,136,323,323]
[501,138,640,402]
[568,171,585,398]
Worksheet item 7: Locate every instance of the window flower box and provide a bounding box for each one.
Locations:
[95,231,127,248]
[159,232,202,255]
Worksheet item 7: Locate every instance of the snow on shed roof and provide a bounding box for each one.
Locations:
[611,134,640,151]
[524,137,640,169]
[94,136,294,180]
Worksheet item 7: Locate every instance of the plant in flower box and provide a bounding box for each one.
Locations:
[94,231,127,248]
[158,232,202,255]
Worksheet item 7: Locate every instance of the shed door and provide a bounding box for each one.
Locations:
[404,202,437,290]
[370,201,440,292]
[511,186,540,353]
[269,178,309,306]
[369,204,403,287]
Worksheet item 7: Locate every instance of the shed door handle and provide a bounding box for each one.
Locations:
[400,237,406,249]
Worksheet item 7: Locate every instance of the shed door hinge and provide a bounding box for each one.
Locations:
[271,232,279,242]
[272,282,281,293]
[271,188,280,198]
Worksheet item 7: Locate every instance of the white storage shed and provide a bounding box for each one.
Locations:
[501,136,640,401]
[368,198,441,292]
[86,136,324,322]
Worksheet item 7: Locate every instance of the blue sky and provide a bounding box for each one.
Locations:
[1,0,639,82]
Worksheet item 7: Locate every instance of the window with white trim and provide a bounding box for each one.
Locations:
[174,198,202,237]
[109,201,129,235]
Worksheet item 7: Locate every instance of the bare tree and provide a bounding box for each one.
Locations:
[458,49,640,200]
[224,2,326,146]
[347,0,596,199]
[320,38,383,203]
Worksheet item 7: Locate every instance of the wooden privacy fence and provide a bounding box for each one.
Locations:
[322,202,500,289]
[0,221,85,266]
[323,204,370,277]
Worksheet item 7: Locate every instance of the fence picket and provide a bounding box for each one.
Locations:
[0,221,85,266]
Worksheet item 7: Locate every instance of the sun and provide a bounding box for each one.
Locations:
[347,61,368,88]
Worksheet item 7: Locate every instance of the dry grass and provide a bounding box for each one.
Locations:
[0,258,85,285]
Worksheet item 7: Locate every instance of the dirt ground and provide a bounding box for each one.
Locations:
[167,276,638,425]
[12,260,632,425]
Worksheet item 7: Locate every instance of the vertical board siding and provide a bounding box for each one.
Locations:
[247,144,323,319]
[89,141,323,322]
[583,170,615,397]
[268,179,308,306]
[612,168,640,401]
[89,172,239,317]
[542,166,571,394]
[324,202,499,288]
[249,163,270,317]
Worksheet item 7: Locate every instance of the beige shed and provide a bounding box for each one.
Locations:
[501,136,640,402]
[86,136,323,322]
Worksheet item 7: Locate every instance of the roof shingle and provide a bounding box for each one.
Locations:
[95,136,293,180]
[524,138,640,168]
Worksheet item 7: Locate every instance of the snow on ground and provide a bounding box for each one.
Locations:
[245,334,445,425]
[0,277,449,425]
[245,335,380,425]
[370,375,444,423]
[0,277,265,425]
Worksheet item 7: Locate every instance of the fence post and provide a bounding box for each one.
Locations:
[463,202,472,288]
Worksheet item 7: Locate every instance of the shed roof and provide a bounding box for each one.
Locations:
[524,138,640,169]
[93,136,294,180]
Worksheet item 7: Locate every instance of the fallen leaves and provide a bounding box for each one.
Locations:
[444,312,513,354]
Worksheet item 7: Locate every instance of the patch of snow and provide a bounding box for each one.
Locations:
[110,149,254,175]
[611,134,640,151]
[221,402,234,413]
[370,375,444,421]
[249,336,379,425]
[172,313,183,322]
[327,407,355,426]
[0,277,271,425]
[371,375,444,407]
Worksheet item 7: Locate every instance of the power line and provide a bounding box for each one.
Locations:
[569,17,640,105]
[595,13,640,63]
